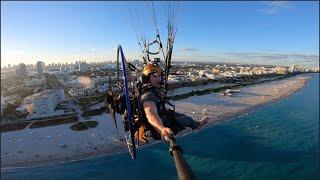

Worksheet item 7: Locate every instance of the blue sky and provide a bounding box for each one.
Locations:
[1,1,319,68]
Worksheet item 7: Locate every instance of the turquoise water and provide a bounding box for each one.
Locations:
[2,74,319,180]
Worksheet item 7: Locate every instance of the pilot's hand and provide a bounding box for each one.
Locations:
[161,127,173,141]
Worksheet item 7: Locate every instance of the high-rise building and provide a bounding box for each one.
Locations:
[33,89,65,115]
[37,61,45,75]
[289,64,298,73]
[16,63,27,80]
[274,66,288,74]
[1,96,5,115]
[79,61,88,72]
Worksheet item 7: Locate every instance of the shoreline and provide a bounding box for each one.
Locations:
[1,74,313,171]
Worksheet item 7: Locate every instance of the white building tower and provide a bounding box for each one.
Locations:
[37,61,45,75]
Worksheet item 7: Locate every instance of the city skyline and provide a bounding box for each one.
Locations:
[1,1,319,68]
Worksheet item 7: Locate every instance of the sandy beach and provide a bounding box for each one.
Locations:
[1,74,312,169]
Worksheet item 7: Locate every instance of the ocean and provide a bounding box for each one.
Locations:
[2,73,319,180]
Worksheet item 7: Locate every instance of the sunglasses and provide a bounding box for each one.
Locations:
[151,73,161,78]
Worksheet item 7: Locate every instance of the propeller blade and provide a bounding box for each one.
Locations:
[110,97,120,140]
[106,75,121,141]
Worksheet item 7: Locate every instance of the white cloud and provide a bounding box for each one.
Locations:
[222,52,319,67]
[260,1,293,15]
[181,48,200,52]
